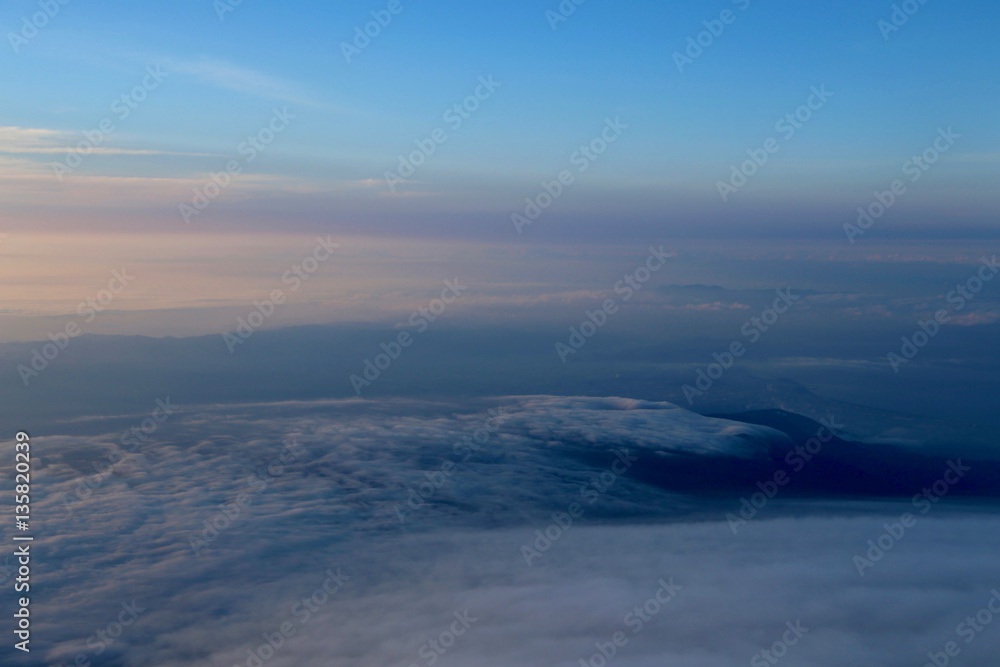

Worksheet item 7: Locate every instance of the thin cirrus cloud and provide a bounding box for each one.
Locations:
[166,57,316,104]
[0,125,209,157]
[162,57,358,114]
[0,123,342,211]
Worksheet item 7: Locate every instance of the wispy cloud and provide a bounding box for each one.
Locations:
[0,126,209,157]
[950,309,1000,326]
[166,57,337,109]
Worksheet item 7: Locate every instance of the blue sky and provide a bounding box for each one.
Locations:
[2,0,998,239]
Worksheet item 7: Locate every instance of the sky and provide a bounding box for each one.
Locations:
[2,0,999,241]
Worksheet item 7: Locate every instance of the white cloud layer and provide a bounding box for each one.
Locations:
[2,396,997,666]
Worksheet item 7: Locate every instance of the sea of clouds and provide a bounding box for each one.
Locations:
[2,396,998,666]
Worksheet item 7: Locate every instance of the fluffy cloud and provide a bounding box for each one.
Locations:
[2,396,998,666]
